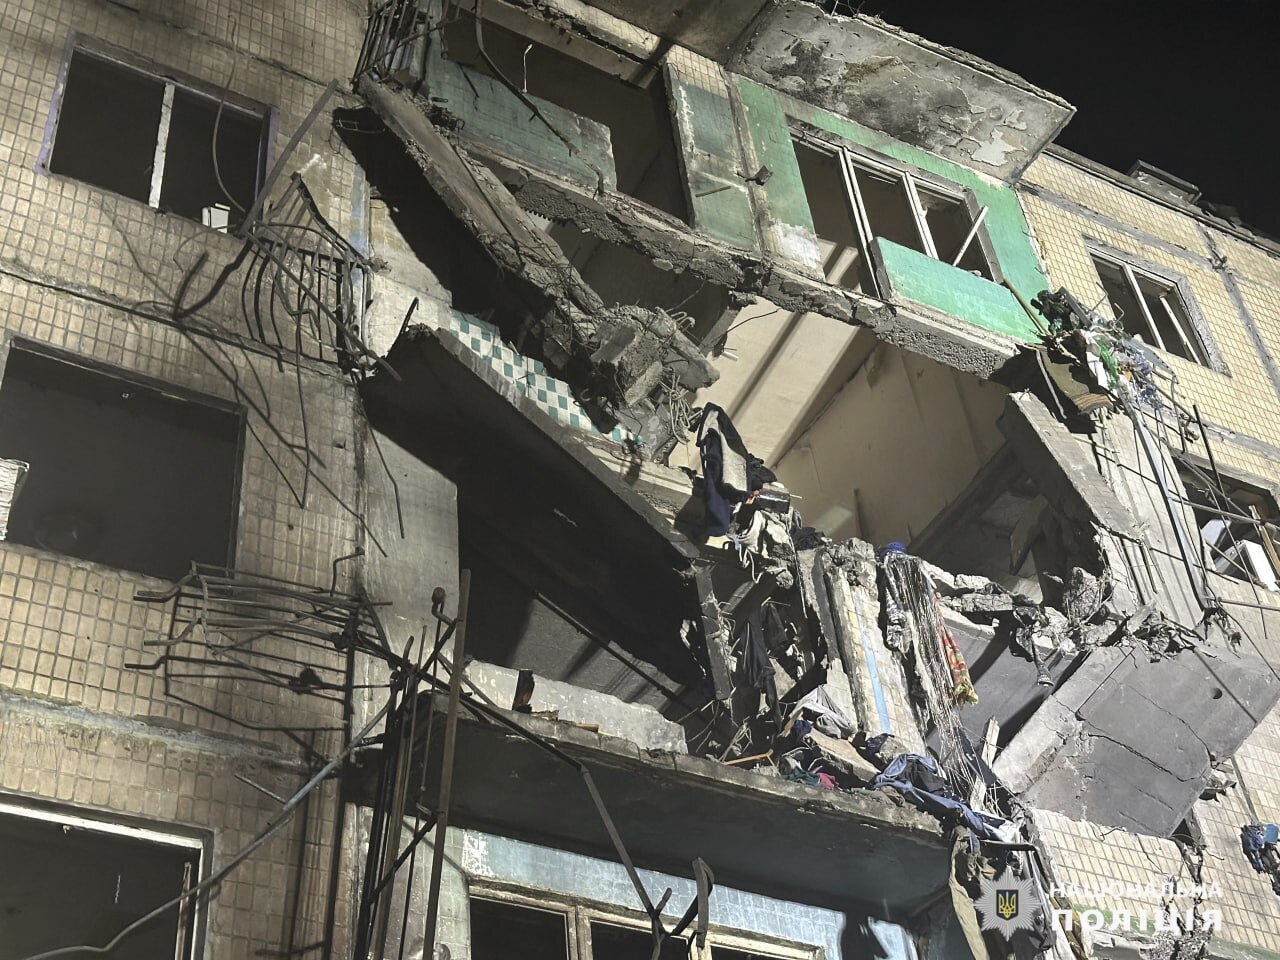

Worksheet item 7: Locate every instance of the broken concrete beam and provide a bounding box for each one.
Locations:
[590,305,719,407]
[1000,391,1145,541]
[360,76,718,431]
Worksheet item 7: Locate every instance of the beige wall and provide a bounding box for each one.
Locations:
[1019,152,1280,957]
[0,0,371,954]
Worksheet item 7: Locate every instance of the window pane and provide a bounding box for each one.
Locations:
[0,348,242,580]
[715,949,775,960]
[49,52,165,204]
[793,141,874,293]
[159,88,266,230]
[1092,257,1152,343]
[0,810,199,960]
[1134,273,1204,363]
[590,921,689,959]
[470,899,569,959]
[852,164,926,255]
[918,188,991,278]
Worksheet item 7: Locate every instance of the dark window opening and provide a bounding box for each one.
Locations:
[0,346,242,580]
[0,807,201,960]
[1091,254,1207,365]
[590,921,688,960]
[470,898,569,960]
[440,14,687,221]
[48,48,268,231]
[853,161,925,255]
[457,488,704,710]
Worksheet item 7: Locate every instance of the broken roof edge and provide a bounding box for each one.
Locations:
[783,8,1074,111]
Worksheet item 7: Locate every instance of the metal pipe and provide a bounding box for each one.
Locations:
[422,570,472,956]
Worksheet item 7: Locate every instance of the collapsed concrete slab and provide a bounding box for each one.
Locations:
[994,644,1280,836]
[359,77,718,430]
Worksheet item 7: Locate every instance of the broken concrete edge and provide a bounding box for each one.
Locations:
[448,689,949,842]
[0,686,304,768]
[359,76,715,428]
[402,324,702,564]
[477,141,1023,379]
[1000,391,1146,541]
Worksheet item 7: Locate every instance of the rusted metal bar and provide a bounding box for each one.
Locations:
[422,570,471,956]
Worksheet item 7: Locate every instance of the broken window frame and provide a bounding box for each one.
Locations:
[1175,454,1280,592]
[1087,247,1216,367]
[0,797,208,960]
[39,34,275,231]
[791,130,1002,294]
[468,885,822,960]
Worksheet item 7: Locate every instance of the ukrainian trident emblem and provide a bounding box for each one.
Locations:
[997,888,1019,921]
[976,871,1038,939]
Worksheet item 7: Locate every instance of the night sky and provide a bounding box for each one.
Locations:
[863,1,1279,238]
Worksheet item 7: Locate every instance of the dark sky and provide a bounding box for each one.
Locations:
[862,1,1280,237]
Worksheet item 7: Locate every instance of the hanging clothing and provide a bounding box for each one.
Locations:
[878,545,979,706]
[696,404,775,537]
[872,753,1013,842]
[789,685,856,739]
[738,604,782,718]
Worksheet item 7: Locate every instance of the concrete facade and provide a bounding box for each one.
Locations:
[0,2,1278,960]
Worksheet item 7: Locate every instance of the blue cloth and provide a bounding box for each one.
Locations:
[1242,824,1268,872]
[871,753,1010,842]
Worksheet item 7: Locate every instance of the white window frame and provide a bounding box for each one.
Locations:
[0,798,207,960]
[1088,250,1210,365]
[795,133,997,296]
[469,885,824,960]
[40,36,273,229]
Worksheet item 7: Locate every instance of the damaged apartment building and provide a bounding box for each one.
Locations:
[5,1,1280,960]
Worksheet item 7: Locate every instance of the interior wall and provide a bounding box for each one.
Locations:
[774,343,1007,546]
[670,299,867,473]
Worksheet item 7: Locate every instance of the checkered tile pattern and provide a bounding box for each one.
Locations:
[443,310,632,442]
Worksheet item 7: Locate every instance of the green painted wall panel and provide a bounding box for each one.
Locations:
[734,77,822,270]
[877,239,1038,340]
[665,66,758,249]
[734,77,1050,341]
[422,41,616,192]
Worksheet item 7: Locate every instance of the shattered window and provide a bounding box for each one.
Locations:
[1090,253,1208,365]
[1178,459,1280,591]
[0,802,203,960]
[47,47,269,231]
[792,136,994,292]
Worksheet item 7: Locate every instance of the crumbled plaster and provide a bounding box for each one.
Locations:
[730,2,1074,180]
